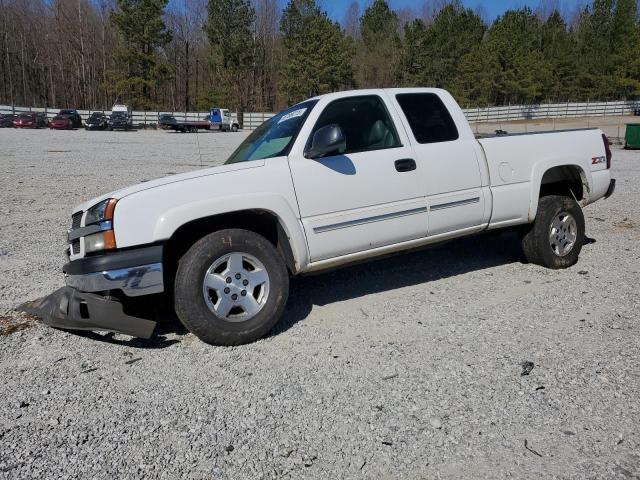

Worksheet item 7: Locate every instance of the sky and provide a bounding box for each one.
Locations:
[320,0,573,22]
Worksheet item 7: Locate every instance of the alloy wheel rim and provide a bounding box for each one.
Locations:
[549,211,577,257]
[202,252,270,322]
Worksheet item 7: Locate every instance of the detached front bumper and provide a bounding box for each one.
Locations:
[23,287,157,338]
[22,245,165,338]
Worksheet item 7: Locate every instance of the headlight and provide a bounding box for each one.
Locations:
[85,231,116,253]
[83,198,117,253]
[85,198,117,226]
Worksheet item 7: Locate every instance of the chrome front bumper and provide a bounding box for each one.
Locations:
[63,245,164,298]
[65,262,164,297]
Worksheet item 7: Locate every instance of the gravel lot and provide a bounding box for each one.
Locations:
[1,127,639,479]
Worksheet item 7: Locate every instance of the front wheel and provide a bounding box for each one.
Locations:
[174,229,289,345]
[520,195,585,269]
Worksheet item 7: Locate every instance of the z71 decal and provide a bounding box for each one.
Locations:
[592,156,606,165]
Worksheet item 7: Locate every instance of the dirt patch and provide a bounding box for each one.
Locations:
[0,312,38,336]
[614,218,637,229]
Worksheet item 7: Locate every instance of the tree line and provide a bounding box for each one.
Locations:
[1,0,638,113]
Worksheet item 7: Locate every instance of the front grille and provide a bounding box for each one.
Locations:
[71,211,83,229]
[70,211,83,255]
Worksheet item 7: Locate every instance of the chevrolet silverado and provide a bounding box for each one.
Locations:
[45,88,615,345]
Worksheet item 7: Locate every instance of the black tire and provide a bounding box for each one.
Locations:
[521,195,585,269]
[174,228,289,345]
[231,124,238,132]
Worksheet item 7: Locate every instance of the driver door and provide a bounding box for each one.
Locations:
[288,93,427,262]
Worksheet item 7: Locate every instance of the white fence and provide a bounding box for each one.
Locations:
[1,100,638,129]
[463,100,640,123]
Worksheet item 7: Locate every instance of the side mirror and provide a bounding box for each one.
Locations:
[305,124,346,159]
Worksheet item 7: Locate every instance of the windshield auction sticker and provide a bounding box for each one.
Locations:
[278,108,307,124]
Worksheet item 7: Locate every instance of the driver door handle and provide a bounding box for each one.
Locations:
[394,158,416,172]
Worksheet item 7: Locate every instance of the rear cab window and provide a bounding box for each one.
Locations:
[396,93,459,144]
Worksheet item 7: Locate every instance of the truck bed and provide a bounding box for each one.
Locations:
[477,128,612,228]
[475,127,597,139]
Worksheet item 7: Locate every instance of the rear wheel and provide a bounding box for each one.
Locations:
[174,229,289,345]
[521,195,585,269]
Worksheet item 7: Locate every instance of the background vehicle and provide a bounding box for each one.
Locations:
[58,109,82,128]
[108,111,132,130]
[13,112,47,128]
[51,88,615,346]
[85,112,109,130]
[112,104,131,116]
[209,108,239,131]
[0,114,16,127]
[165,116,212,133]
[158,114,177,130]
[49,115,73,130]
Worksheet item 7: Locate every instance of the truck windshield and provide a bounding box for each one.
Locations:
[225,100,317,164]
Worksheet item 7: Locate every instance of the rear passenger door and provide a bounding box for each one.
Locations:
[392,92,487,236]
[288,93,427,262]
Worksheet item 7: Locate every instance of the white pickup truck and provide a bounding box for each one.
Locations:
[46,88,615,345]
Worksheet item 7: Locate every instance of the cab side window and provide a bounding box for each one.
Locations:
[396,93,459,144]
[309,95,401,155]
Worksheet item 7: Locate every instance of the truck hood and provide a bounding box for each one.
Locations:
[72,160,266,214]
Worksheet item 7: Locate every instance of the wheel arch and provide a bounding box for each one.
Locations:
[162,209,302,298]
[529,162,591,222]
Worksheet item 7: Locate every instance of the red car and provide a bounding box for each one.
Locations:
[49,115,73,130]
[13,112,47,128]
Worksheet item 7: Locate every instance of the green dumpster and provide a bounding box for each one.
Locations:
[626,123,640,149]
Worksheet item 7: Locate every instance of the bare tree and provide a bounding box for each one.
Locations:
[535,0,561,20]
[344,1,360,38]
[253,0,280,110]
[397,7,418,36]
[166,0,207,111]
[421,0,449,25]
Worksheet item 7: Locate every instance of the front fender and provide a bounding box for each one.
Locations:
[153,193,309,270]
[113,157,310,271]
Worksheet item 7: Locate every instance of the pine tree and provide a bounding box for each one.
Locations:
[110,0,172,109]
[454,45,499,106]
[611,0,640,97]
[280,0,354,104]
[358,0,401,87]
[205,0,254,70]
[400,1,485,95]
[481,8,548,104]
[205,0,255,111]
[541,10,578,101]
[574,0,615,99]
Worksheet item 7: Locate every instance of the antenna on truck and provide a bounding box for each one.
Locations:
[195,124,203,168]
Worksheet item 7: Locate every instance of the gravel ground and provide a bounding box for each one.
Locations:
[0,127,639,479]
